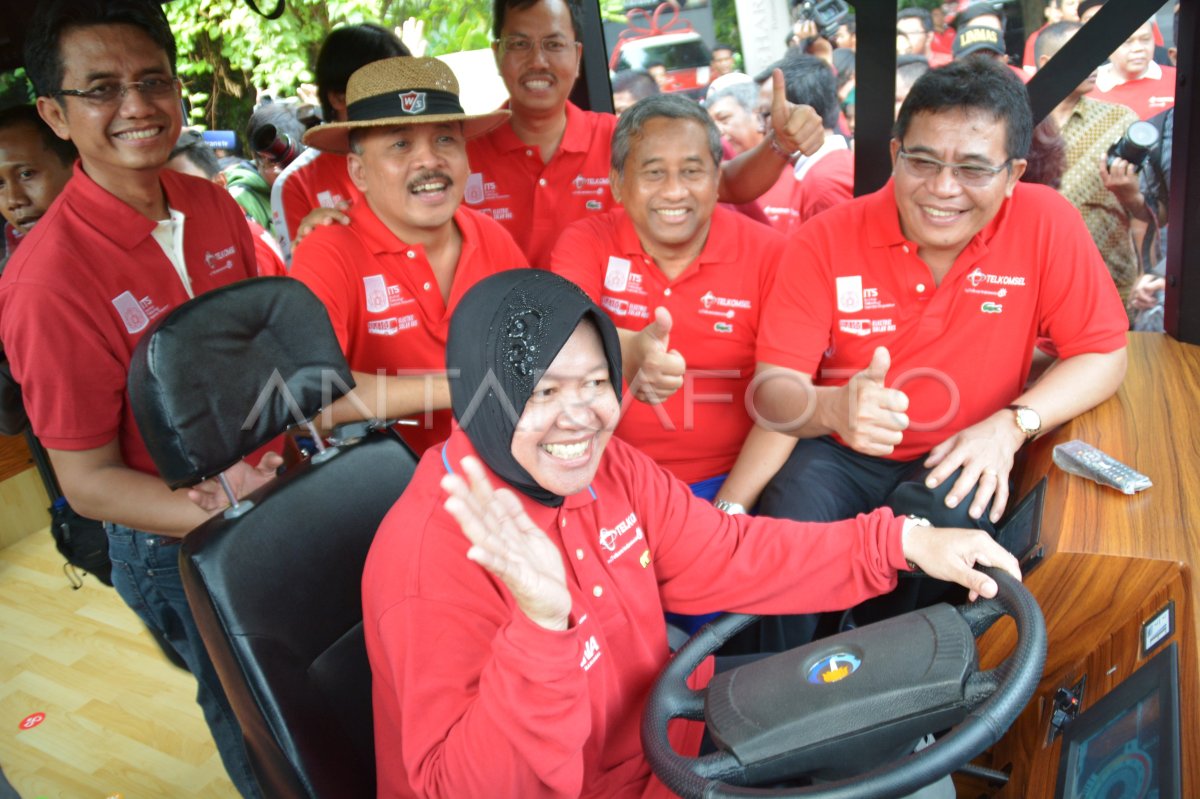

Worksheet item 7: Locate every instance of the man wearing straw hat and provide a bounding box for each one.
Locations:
[291,57,529,455]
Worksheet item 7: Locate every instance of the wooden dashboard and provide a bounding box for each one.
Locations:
[969,332,1200,797]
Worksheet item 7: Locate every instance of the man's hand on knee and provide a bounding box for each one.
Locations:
[923,410,1025,523]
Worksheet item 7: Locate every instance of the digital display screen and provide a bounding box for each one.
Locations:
[1056,643,1181,799]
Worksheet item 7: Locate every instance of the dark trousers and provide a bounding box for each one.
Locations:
[722,436,998,654]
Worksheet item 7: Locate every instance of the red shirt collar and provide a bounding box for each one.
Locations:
[350,202,481,265]
[63,160,213,251]
[612,205,739,276]
[864,177,1011,261]
[487,101,596,156]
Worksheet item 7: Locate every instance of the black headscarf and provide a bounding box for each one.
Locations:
[446,271,623,507]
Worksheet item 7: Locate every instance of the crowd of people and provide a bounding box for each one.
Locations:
[0,0,1176,796]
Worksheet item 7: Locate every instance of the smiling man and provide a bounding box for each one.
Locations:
[0,105,75,268]
[551,95,793,513]
[290,57,528,455]
[466,0,825,268]
[739,58,1129,650]
[1090,18,1176,120]
[0,1,272,794]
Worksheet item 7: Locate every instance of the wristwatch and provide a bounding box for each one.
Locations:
[714,499,747,515]
[1007,404,1042,440]
[902,515,931,572]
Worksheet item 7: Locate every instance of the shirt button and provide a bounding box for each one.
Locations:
[538,178,547,187]
[916,283,926,293]
[663,288,672,296]
[593,585,603,598]
[902,245,910,254]
[575,548,585,560]
[525,149,534,157]
[561,518,567,527]
[423,282,431,291]
[406,250,415,258]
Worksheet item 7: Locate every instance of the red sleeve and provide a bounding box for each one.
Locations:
[289,231,355,353]
[549,219,605,303]
[612,440,907,615]
[2,281,124,450]
[755,226,837,374]
[1030,188,1129,358]
[374,596,591,799]
[280,171,309,249]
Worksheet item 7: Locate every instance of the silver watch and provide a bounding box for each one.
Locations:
[714,499,747,515]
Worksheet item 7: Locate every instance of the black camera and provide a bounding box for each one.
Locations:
[1106,120,1159,172]
[792,0,850,41]
[252,124,302,169]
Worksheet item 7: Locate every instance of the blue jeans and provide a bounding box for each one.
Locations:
[105,524,262,798]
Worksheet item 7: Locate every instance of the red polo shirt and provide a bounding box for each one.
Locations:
[364,428,906,799]
[270,148,364,260]
[756,167,801,233]
[551,206,784,483]
[758,180,1128,461]
[0,164,256,475]
[465,102,617,268]
[1090,65,1177,120]
[790,147,855,229]
[291,203,528,454]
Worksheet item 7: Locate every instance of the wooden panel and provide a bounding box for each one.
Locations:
[1015,332,1200,658]
[970,554,1198,798]
[0,432,34,484]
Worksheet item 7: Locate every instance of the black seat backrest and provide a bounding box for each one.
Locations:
[181,431,415,798]
[127,278,418,798]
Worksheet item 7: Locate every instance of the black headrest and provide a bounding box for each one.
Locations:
[129,278,353,488]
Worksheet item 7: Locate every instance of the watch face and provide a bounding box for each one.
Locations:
[1016,407,1040,433]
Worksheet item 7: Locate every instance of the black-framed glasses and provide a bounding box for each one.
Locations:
[50,77,181,106]
[897,145,1012,187]
[496,35,577,58]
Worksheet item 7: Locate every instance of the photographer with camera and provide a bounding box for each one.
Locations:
[1039,21,1155,310]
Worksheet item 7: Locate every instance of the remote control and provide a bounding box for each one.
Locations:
[1052,440,1152,494]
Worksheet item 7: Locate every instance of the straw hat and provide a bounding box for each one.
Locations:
[303,57,509,153]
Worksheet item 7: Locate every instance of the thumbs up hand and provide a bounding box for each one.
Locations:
[769,68,825,158]
[837,346,910,456]
[627,307,687,405]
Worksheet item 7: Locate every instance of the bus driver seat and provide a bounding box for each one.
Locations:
[127,277,418,798]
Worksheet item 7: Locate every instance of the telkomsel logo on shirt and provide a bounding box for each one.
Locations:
[205,245,236,276]
[599,512,644,565]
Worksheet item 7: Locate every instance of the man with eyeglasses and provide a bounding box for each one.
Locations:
[727,58,1128,653]
[466,0,825,268]
[0,1,272,794]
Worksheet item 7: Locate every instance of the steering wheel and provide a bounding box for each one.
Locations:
[642,568,1046,799]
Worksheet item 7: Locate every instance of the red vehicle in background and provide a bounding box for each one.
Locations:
[609,2,713,100]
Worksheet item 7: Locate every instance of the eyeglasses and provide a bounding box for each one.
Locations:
[50,77,180,106]
[896,145,1012,187]
[497,35,577,58]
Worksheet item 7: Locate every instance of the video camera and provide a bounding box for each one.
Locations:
[792,0,851,41]
[252,124,303,170]
[1106,120,1158,172]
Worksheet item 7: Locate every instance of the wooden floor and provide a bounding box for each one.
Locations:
[0,530,237,798]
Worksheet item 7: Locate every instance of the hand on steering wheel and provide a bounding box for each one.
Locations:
[642,569,1046,798]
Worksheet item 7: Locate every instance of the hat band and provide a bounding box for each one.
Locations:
[347,88,465,123]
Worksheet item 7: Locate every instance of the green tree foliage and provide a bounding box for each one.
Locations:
[165,0,493,138]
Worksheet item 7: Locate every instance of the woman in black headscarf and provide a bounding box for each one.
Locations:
[361,270,1018,799]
